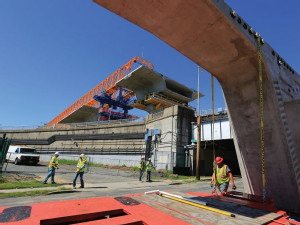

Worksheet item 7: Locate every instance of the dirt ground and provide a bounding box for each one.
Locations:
[1,172,39,183]
[2,161,141,185]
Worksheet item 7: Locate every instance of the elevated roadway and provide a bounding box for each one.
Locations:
[117,66,201,112]
[94,0,300,213]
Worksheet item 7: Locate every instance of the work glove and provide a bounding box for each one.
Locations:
[210,181,213,188]
[232,184,237,190]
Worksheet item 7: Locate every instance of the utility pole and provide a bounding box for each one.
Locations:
[196,115,201,180]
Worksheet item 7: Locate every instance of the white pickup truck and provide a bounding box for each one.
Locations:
[6,146,40,165]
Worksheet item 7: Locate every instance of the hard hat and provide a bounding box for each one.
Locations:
[148,158,151,161]
[80,154,85,157]
[54,152,60,155]
[215,156,223,164]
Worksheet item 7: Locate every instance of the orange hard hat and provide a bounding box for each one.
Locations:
[215,156,223,164]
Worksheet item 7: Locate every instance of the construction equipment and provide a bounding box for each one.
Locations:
[93,87,135,121]
[145,190,236,218]
[145,190,207,206]
[46,57,201,126]
[46,56,154,127]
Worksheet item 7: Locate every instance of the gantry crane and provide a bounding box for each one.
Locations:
[46,56,154,127]
[94,87,135,121]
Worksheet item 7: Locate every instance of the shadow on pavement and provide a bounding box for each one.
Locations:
[82,186,108,189]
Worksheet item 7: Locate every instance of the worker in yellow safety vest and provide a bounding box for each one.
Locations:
[146,158,154,182]
[43,152,60,184]
[211,156,236,194]
[73,154,87,189]
[138,157,146,182]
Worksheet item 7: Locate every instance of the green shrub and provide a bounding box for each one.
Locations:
[0,187,71,198]
[88,162,104,167]
[130,166,139,172]
[0,181,59,189]
[0,176,6,183]
[162,170,173,178]
[58,159,77,165]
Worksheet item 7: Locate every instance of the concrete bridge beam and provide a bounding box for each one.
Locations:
[94,0,300,213]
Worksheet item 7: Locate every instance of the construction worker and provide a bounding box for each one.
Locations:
[43,152,59,184]
[73,154,87,189]
[138,157,146,182]
[146,158,154,182]
[211,156,236,194]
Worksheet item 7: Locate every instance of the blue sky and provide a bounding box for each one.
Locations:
[0,1,299,127]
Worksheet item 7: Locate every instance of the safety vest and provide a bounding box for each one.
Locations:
[216,164,230,184]
[77,157,87,172]
[49,156,58,169]
[146,162,153,171]
[138,161,145,170]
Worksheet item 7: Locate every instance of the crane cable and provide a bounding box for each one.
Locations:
[211,74,215,160]
[257,36,266,202]
[211,74,220,193]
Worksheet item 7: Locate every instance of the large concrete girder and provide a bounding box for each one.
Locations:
[116,66,201,108]
[59,105,98,124]
[93,0,300,213]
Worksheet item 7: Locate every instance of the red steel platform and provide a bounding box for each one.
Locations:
[0,192,298,225]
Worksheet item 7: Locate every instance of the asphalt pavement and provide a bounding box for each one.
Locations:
[0,162,244,207]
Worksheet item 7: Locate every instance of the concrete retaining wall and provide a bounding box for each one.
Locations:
[0,106,196,171]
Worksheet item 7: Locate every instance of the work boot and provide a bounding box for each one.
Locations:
[79,186,84,188]
[73,186,76,189]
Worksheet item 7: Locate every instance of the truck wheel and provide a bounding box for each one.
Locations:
[14,158,20,165]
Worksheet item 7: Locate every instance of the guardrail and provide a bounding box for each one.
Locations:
[199,107,227,116]
[0,117,146,131]
[0,125,43,130]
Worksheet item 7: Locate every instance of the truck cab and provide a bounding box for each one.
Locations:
[6,146,40,165]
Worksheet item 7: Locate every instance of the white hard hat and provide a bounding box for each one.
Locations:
[54,152,60,155]
[80,154,85,157]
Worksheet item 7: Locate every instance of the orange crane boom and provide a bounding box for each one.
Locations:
[47,56,154,126]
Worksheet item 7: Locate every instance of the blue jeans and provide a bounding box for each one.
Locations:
[212,182,229,193]
[73,172,84,187]
[43,167,56,184]
[139,169,144,181]
[146,170,152,181]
